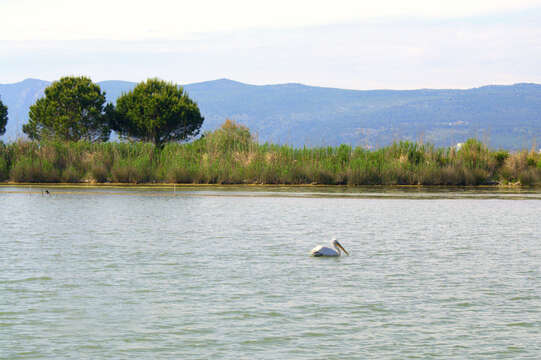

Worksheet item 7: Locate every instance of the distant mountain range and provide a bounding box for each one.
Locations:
[1,78,540,149]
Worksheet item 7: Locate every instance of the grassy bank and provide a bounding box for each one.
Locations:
[1,121,540,186]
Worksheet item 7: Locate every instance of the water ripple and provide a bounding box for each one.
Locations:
[0,187,540,359]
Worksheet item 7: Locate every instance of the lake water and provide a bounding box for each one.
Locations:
[1,186,540,359]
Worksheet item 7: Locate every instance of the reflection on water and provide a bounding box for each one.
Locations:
[0,186,540,359]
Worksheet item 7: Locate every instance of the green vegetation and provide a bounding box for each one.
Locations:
[1,120,540,185]
[0,97,7,136]
[111,78,204,148]
[22,76,111,142]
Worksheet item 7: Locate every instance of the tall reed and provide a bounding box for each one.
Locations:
[1,120,540,185]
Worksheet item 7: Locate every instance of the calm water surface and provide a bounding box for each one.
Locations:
[1,186,540,359]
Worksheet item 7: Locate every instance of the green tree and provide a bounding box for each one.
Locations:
[0,97,7,136]
[23,76,111,141]
[111,78,204,148]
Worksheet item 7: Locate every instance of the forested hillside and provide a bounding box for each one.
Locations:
[1,79,540,149]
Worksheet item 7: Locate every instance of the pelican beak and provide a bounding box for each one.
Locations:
[337,242,349,256]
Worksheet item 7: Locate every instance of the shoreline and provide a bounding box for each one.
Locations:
[2,182,539,201]
[1,182,537,189]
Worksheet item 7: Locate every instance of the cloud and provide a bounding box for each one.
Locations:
[2,14,541,89]
[1,1,541,88]
[2,0,541,40]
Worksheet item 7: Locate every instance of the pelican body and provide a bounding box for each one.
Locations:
[311,238,349,257]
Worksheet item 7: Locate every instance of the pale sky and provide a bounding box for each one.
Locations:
[2,0,541,89]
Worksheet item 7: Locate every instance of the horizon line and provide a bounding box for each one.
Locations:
[1,77,540,92]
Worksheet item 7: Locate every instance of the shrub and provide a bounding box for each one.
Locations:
[0,156,8,181]
[166,166,195,183]
[90,163,109,183]
[493,150,509,167]
[62,166,83,183]
[518,169,540,186]
[10,156,60,182]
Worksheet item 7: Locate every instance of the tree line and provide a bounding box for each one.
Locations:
[0,76,204,148]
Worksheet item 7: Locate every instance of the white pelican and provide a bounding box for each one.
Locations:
[311,238,350,257]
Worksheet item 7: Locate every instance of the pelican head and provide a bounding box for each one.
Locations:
[332,238,350,256]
